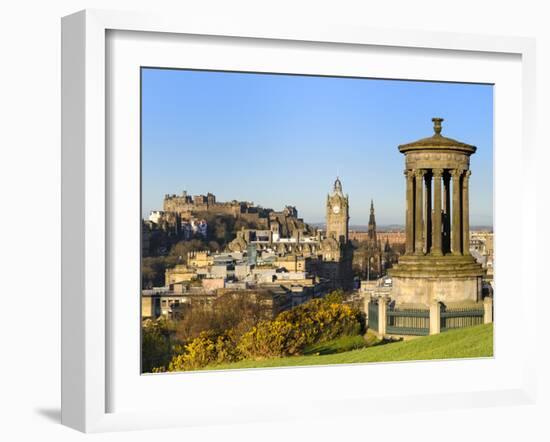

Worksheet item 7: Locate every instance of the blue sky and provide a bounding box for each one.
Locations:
[142,68,493,226]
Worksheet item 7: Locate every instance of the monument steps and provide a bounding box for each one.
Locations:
[389,254,484,278]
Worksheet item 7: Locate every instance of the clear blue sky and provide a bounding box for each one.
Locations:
[142,68,493,226]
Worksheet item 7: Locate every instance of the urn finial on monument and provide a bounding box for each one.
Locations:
[432,117,444,135]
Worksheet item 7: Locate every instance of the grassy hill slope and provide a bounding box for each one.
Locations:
[206,323,493,370]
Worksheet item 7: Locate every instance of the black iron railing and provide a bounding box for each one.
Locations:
[440,306,484,331]
[386,307,429,336]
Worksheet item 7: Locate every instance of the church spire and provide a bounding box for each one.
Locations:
[369,199,376,226]
[368,199,377,243]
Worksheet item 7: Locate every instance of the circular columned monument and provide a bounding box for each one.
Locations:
[388,118,485,306]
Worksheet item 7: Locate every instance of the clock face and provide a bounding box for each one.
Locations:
[332,205,340,214]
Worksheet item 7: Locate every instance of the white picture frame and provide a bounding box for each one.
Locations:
[61,9,538,433]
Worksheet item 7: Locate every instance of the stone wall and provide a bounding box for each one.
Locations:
[392,275,482,306]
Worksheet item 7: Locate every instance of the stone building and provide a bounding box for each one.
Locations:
[349,230,406,250]
[162,190,272,228]
[225,177,354,290]
[326,177,349,244]
[318,178,354,290]
[470,230,494,281]
[152,178,355,298]
[389,118,485,306]
[156,190,313,248]
[353,200,398,280]
[187,251,214,268]
[377,231,406,250]
[165,264,197,285]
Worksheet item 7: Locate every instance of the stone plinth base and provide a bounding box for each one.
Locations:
[388,254,485,306]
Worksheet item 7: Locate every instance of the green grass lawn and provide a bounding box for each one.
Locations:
[302,334,373,355]
[205,323,493,370]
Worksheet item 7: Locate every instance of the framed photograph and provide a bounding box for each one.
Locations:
[61,9,537,433]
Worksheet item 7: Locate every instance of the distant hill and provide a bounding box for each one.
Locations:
[470,226,493,232]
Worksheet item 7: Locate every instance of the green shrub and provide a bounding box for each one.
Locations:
[141,319,175,373]
[175,292,268,343]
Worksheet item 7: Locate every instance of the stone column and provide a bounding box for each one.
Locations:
[443,172,451,253]
[414,169,425,255]
[378,297,388,336]
[462,170,471,255]
[405,170,414,254]
[424,172,432,253]
[451,169,463,255]
[484,296,493,324]
[431,169,443,256]
[363,295,370,320]
[429,301,442,335]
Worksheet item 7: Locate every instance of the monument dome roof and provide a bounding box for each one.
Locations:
[398,118,477,155]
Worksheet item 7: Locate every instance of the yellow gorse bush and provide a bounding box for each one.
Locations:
[168,330,241,371]
[237,319,308,359]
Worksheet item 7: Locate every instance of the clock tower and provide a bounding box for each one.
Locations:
[326,177,349,244]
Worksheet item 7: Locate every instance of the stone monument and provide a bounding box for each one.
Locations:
[388,118,485,306]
